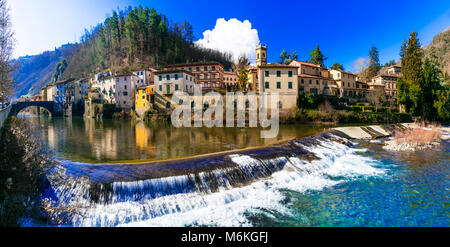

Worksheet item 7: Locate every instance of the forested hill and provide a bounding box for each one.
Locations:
[61,6,233,79]
[12,6,233,98]
[424,27,450,86]
[12,43,75,98]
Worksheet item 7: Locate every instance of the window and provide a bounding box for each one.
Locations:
[189,68,192,72]
[301,79,304,84]
[316,80,319,85]
[124,85,127,89]
[212,66,215,71]
[175,84,179,90]
[288,82,293,89]
[159,85,162,91]
[265,82,269,89]
[212,74,215,79]
[277,71,281,77]
[277,82,281,89]
[123,92,128,96]
[196,67,200,71]
[309,80,312,84]
[288,71,293,77]
[175,74,178,80]
[265,71,269,77]
[204,66,208,71]
[166,75,170,80]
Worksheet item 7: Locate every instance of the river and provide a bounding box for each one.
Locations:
[22,116,449,227]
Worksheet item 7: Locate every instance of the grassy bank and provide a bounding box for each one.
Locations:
[279,108,412,125]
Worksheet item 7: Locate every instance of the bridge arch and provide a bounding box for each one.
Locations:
[11,101,64,117]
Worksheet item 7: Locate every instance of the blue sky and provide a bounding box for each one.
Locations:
[10,0,450,72]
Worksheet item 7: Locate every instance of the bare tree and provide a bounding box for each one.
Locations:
[366,87,386,112]
[0,0,15,107]
[232,55,250,76]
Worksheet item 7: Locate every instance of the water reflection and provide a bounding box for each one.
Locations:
[26,117,328,163]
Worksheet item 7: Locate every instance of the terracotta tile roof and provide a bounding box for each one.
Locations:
[290,60,322,68]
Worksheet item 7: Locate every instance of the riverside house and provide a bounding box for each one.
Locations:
[163,62,226,92]
[135,85,155,117]
[257,63,299,110]
[114,72,139,110]
[289,60,339,96]
[54,78,75,103]
[154,70,198,96]
[329,69,359,98]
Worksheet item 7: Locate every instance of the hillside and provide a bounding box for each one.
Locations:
[11,6,233,98]
[12,44,75,98]
[424,27,450,85]
[61,6,233,79]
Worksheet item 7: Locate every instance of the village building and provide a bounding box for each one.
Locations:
[370,65,402,101]
[163,62,226,92]
[46,83,56,102]
[257,64,299,110]
[133,68,157,88]
[223,71,238,89]
[114,73,139,110]
[54,79,76,103]
[329,69,359,98]
[289,60,339,96]
[135,85,155,117]
[154,70,198,96]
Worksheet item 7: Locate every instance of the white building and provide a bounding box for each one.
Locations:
[114,73,139,110]
[154,70,198,96]
[133,68,156,88]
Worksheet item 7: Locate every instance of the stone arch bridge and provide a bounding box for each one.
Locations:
[10,101,64,117]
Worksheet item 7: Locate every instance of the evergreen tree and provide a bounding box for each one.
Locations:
[309,45,327,67]
[279,50,298,65]
[421,58,441,120]
[367,46,381,78]
[331,62,344,71]
[398,31,424,115]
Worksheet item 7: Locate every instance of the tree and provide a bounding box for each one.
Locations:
[232,55,250,77]
[0,0,15,106]
[397,31,424,116]
[367,87,386,111]
[279,50,298,65]
[433,89,450,123]
[331,62,344,71]
[421,58,441,120]
[367,46,381,79]
[51,59,67,83]
[309,45,327,67]
[237,69,249,90]
[384,60,396,67]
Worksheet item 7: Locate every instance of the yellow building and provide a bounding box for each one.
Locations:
[135,85,155,117]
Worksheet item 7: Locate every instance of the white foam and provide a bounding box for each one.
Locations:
[50,137,386,227]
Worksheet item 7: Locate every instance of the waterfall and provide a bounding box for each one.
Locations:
[45,132,386,227]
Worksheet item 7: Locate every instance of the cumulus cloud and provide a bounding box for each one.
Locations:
[195,18,260,63]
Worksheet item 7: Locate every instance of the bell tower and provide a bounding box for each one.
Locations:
[255,45,267,66]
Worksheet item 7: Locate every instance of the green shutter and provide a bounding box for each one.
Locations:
[277,82,281,89]
[265,82,269,89]
[288,82,292,89]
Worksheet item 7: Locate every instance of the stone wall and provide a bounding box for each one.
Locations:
[0,105,11,132]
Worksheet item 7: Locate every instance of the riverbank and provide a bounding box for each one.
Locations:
[0,117,56,226]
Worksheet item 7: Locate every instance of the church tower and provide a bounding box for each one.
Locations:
[255,45,267,66]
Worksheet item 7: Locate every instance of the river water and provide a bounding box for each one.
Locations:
[23,116,449,227]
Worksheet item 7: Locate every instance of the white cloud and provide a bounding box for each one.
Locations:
[195,18,260,63]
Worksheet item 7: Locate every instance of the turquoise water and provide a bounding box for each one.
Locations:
[247,141,449,227]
